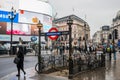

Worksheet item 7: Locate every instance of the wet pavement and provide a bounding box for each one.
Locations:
[0,52,120,80]
[73,53,120,80]
[0,67,68,80]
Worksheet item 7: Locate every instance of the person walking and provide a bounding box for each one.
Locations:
[113,44,117,61]
[16,46,26,77]
[106,44,112,61]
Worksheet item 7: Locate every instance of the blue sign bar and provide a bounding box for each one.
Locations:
[46,32,61,36]
[0,10,18,23]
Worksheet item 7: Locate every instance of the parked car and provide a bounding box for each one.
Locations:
[0,45,8,55]
[26,48,33,53]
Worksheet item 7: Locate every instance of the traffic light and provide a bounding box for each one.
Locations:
[114,29,118,39]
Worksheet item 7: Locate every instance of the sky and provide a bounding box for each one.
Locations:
[48,0,120,37]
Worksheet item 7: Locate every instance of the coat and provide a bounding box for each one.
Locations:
[17,46,24,68]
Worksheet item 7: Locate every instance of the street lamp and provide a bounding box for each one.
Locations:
[67,16,73,79]
[78,37,81,47]
[84,22,87,53]
[112,29,115,44]
[8,7,16,55]
[37,20,43,73]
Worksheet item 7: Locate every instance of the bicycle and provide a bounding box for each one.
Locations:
[35,57,45,73]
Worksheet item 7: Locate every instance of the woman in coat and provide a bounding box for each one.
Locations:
[16,46,26,76]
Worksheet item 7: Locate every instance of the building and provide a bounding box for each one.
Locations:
[92,31,101,45]
[0,0,52,52]
[53,14,90,47]
[112,10,120,43]
[101,25,110,43]
[92,25,110,45]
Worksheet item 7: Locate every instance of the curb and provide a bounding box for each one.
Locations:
[0,55,14,58]
[0,54,35,58]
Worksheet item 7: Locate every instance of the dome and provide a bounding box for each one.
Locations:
[113,10,120,21]
[116,10,120,18]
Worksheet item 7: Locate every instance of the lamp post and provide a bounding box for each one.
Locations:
[8,7,16,55]
[37,20,43,73]
[84,22,87,52]
[78,37,81,47]
[112,29,115,44]
[67,16,73,79]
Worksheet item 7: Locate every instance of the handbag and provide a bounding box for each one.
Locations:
[13,57,20,64]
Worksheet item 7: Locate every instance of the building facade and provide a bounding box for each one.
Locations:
[112,10,120,43]
[0,0,52,51]
[93,10,120,45]
[92,31,101,45]
[53,15,90,47]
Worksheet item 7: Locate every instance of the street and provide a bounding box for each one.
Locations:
[0,56,37,78]
[0,50,54,78]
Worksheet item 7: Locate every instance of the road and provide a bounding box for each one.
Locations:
[0,50,66,78]
[0,56,37,78]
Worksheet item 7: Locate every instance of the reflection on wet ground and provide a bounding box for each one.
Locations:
[105,60,120,80]
[74,68,105,80]
[1,54,120,80]
[74,59,120,80]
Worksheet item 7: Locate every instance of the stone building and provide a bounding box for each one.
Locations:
[92,31,101,45]
[53,14,90,47]
[93,10,120,45]
[93,25,110,45]
[110,10,120,43]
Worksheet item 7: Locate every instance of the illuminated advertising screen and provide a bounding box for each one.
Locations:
[0,22,31,35]
[0,0,52,33]
[0,10,18,23]
[6,23,31,35]
[19,10,52,32]
[0,0,19,23]
[19,0,52,16]
[0,0,19,11]
[0,0,52,42]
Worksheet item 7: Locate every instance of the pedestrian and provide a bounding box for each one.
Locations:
[117,39,120,52]
[106,44,112,61]
[50,46,53,53]
[16,46,26,77]
[113,44,117,61]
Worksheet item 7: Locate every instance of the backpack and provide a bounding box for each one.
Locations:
[106,47,111,52]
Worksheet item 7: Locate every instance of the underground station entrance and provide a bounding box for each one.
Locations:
[34,27,105,79]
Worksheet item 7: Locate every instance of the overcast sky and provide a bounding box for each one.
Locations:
[48,0,120,37]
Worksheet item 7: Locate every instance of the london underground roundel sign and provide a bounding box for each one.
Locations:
[48,27,59,40]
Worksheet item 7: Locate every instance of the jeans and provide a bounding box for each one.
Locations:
[113,52,116,60]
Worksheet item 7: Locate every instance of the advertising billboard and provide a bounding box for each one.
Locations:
[0,0,52,41]
[102,26,110,31]
[19,10,52,32]
[19,0,52,16]
[0,0,19,11]
[0,10,18,23]
[0,22,31,35]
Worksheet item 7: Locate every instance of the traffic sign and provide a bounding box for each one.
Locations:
[40,31,69,36]
[41,33,46,36]
[48,27,59,40]
[46,32,61,36]
[61,31,69,35]
[31,36,37,41]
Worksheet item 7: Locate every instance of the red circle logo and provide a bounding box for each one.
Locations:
[48,28,59,40]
